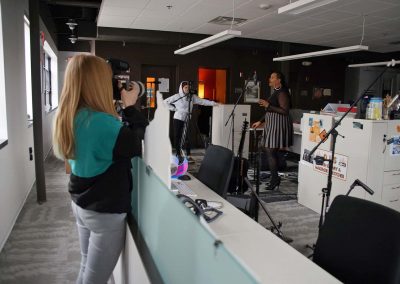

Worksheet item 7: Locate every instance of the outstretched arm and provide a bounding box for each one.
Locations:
[192,95,218,106]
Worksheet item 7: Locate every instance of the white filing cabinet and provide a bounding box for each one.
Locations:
[298,113,400,213]
[212,104,251,158]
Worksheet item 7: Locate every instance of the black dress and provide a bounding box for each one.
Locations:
[262,87,293,148]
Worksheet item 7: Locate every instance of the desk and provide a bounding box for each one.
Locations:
[184,174,341,284]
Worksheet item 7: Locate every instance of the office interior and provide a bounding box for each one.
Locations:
[1,0,400,283]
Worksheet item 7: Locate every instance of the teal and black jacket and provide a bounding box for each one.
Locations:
[68,106,148,213]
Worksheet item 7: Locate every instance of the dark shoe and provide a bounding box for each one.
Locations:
[265,177,281,191]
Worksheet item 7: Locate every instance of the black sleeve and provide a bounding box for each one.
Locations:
[267,91,290,116]
[113,106,149,160]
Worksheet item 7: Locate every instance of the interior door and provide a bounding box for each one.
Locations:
[141,64,176,139]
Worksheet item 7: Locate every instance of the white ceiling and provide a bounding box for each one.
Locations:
[98,0,400,53]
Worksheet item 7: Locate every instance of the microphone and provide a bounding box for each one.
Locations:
[349,179,374,195]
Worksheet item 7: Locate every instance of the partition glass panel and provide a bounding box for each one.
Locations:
[131,157,259,284]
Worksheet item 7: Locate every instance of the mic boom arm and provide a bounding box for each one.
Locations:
[346,179,375,196]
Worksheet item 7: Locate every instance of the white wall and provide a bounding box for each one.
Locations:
[0,0,58,252]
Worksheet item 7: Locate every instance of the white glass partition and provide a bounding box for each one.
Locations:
[130,157,259,284]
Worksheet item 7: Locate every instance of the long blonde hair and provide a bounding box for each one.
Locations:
[53,54,117,159]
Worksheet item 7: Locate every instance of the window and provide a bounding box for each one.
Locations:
[146,77,156,108]
[24,15,32,124]
[0,2,8,147]
[43,41,58,112]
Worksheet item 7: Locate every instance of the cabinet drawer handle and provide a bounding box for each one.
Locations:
[390,199,399,202]
[393,173,400,176]
[391,186,400,190]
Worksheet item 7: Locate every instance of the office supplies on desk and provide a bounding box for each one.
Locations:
[171,180,197,197]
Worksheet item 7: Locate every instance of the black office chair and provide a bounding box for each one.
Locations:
[313,195,400,284]
[196,145,234,198]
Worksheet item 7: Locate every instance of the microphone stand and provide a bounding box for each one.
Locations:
[225,80,250,152]
[304,62,394,229]
[244,177,293,243]
[253,133,262,221]
[169,92,192,163]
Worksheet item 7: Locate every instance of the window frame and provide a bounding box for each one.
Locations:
[0,2,8,148]
[43,40,58,113]
[24,14,33,126]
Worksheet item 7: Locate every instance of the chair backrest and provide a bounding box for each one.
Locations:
[196,145,234,198]
[314,195,400,284]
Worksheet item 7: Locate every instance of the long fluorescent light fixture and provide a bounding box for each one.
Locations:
[278,0,338,15]
[174,29,241,55]
[273,45,369,61]
[348,59,400,68]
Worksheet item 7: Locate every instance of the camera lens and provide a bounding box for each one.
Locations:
[132,81,146,97]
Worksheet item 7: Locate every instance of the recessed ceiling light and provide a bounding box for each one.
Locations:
[259,4,271,10]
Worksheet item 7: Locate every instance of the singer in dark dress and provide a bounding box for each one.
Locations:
[252,71,293,190]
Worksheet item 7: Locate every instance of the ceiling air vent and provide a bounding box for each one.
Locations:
[208,16,247,26]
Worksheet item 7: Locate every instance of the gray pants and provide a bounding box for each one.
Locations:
[71,202,126,284]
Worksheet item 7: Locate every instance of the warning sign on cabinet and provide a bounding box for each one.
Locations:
[313,149,348,181]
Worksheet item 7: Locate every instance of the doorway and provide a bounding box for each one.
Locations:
[141,64,176,124]
[198,68,227,103]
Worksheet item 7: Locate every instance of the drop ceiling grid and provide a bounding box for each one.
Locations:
[98,0,400,53]
[336,0,397,14]
[161,1,230,32]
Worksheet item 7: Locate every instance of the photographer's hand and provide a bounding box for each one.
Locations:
[121,82,139,107]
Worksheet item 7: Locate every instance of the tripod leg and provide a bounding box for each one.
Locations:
[244,178,293,243]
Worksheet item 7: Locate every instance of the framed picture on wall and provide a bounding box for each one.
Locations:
[244,80,260,103]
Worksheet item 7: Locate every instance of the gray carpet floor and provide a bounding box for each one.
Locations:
[0,155,80,284]
[0,149,318,283]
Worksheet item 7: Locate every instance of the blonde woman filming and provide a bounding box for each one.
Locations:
[53,55,147,283]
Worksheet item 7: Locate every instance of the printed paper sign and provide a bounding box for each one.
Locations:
[390,136,400,156]
[158,78,169,93]
[313,149,348,181]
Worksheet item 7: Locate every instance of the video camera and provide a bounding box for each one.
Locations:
[107,58,145,100]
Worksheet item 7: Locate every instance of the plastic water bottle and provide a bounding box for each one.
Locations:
[373,97,383,120]
[369,97,383,120]
[366,103,372,119]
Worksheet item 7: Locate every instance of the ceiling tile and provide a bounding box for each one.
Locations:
[98,15,133,28]
[97,0,400,53]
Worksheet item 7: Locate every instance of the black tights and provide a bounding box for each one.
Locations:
[173,119,191,157]
[265,148,279,182]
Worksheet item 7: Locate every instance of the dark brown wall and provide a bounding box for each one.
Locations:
[95,40,353,119]
[95,40,281,122]
[288,57,348,111]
